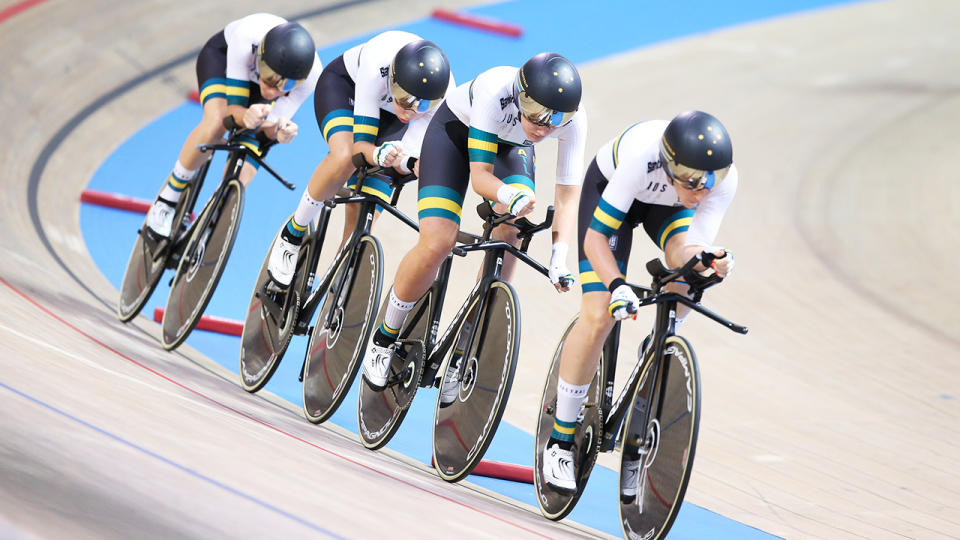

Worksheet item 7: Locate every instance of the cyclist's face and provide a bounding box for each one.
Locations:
[258,78,285,100]
[520,115,555,142]
[673,179,711,208]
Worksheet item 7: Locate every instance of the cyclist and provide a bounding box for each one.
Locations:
[144,13,320,238]
[540,111,738,495]
[265,31,454,287]
[359,53,587,398]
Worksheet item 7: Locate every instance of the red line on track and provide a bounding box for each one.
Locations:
[0,0,49,24]
[0,276,548,538]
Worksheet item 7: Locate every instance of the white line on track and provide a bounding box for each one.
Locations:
[0,321,231,419]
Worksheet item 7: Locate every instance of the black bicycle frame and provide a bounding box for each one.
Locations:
[596,258,748,452]
[295,165,419,334]
[400,208,554,387]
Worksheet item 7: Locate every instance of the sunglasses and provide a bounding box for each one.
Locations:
[517,91,575,128]
[389,80,438,114]
[663,160,718,191]
[256,52,303,93]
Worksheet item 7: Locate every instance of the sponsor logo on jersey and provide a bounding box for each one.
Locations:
[380,66,389,77]
[500,96,514,110]
[647,159,663,173]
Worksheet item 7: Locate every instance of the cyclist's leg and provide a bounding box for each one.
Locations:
[270,57,356,285]
[148,31,235,236]
[544,159,635,489]
[362,103,468,388]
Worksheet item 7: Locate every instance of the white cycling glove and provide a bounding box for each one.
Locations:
[548,242,575,290]
[374,141,403,167]
[496,184,533,216]
[608,278,639,320]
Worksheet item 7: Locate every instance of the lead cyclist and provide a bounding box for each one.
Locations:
[541,111,738,498]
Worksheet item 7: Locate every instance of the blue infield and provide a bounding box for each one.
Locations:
[80,0,859,536]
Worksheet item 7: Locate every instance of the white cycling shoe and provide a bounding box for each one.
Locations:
[619,458,641,503]
[542,443,577,494]
[267,237,301,288]
[145,199,176,238]
[361,341,395,391]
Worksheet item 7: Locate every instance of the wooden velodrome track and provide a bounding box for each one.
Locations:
[1,0,958,538]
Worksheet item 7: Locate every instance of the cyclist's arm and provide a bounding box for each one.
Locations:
[552,109,586,246]
[673,164,739,272]
[351,50,388,165]
[583,228,624,288]
[469,161,501,201]
[552,184,579,246]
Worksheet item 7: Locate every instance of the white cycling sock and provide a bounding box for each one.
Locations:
[379,288,416,340]
[292,189,324,231]
[159,160,199,203]
[555,376,590,425]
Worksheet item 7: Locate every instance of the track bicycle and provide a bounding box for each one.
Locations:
[239,155,418,428]
[117,117,294,353]
[358,202,559,483]
[533,252,748,539]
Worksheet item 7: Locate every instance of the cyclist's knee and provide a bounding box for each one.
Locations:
[662,233,688,269]
[579,297,615,335]
[327,141,355,176]
[416,225,457,262]
[197,113,227,141]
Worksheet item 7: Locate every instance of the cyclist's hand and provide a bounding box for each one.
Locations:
[548,242,574,292]
[276,119,298,143]
[374,141,403,167]
[242,103,272,129]
[609,284,639,320]
[497,184,535,217]
[707,247,734,277]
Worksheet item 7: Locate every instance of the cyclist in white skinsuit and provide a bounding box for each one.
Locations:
[145,13,321,238]
[541,111,737,496]
[359,53,587,398]
[266,31,455,287]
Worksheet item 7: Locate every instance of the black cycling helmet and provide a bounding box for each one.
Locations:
[515,52,581,127]
[659,110,733,190]
[257,22,316,91]
[389,39,450,113]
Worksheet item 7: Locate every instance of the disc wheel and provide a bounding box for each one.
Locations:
[161,178,244,350]
[116,182,195,322]
[432,281,520,483]
[238,215,312,392]
[620,335,701,540]
[533,315,604,520]
[302,235,383,424]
